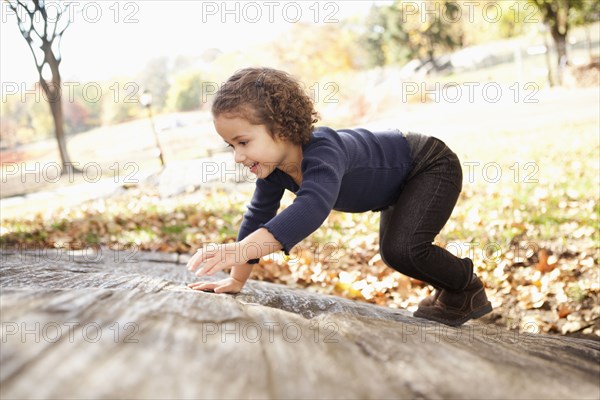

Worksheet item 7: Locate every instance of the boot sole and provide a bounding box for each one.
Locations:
[414,302,493,327]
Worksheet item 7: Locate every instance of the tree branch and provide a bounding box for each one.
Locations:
[10,1,42,75]
[33,0,50,42]
[54,2,73,39]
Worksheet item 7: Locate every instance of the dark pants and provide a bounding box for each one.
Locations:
[379,137,473,292]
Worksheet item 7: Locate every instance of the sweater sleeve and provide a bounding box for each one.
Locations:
[262,143,346,255]
[237,177,285,264]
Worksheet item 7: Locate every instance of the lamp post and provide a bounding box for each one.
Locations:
[139,90,165,167]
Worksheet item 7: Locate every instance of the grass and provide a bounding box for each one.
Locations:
[453,120,597,246]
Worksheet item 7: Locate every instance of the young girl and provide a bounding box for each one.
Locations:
[187,67,492,327]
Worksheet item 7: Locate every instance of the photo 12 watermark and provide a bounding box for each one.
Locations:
[2,1,141,24]
[401,81,540,104]
[2,80,340,105]
[463,161,540,184]
[399,1,540,24]
[200,1,340,24]
[401,320,541,345]
[1,243,141,264]
[200,80,340,105]
[1,321,140,344]
[188,238,548,268]
[200,320,339,344]
[1,161,140,185]
[2,81,144,104]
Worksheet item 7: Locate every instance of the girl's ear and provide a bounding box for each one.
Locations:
[273,134,291,146]
[270,129,283,143]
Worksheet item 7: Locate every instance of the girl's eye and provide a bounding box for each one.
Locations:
[225,141,247,149]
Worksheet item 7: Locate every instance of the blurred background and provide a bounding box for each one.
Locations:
[1,0,599,338]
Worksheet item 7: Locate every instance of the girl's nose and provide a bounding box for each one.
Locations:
[234,150,245,164]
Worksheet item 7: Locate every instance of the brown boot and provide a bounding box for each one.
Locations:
[413,274,493,326]
[418,287,442,308]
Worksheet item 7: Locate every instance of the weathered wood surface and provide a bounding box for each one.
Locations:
[1,247,599,399]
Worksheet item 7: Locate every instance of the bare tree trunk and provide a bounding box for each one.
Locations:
[585,25,592,62]
[549,22,569,85]
[7,0,80,176]
[539,0,570,86]
[40,52,79,175]
[427,50,439,71]
[543,28,556,87]
[44,82,74,173]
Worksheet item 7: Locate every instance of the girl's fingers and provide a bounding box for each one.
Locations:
[186,253,197,271]
[188,282,215,291]
[187,279,235,294]
[195,264,209,276]
[196,268,213,277]
[189,251,212,272]
[200,259,226,276]
[202,265,214,276]
[214,284,231,293]
[197,259,218,276]
[187,250,203,271]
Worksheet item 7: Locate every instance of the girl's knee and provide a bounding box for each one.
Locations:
[379,240,414,271]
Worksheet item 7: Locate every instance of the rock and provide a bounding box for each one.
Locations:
[1,248,599,399]
[138,154,246,199]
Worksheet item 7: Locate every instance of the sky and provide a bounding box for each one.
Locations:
[1,1,383,88]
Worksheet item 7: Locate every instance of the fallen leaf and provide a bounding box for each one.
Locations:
[556,303,572,318]
[535,249,558,273]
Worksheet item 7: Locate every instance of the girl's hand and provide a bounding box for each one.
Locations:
[187,242,246,277]
[187,277,245,294]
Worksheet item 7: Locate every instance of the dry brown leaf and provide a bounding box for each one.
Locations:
[556,303,573,318]
[535,249,558,273]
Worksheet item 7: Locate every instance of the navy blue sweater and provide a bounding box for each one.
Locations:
[237,126,414,264]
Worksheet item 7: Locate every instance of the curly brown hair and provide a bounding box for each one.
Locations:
[211,67,319,146]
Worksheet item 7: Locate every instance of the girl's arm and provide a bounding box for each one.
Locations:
[229,263,254,284]
[190,223,282,285]
[240,227,283,260]
[230,227,282,284]
[237,178,285,264]
[229,227,277,282]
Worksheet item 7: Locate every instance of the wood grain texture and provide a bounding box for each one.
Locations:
[1,247,599,399]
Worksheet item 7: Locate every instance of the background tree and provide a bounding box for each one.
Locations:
[5,0,80,174]
[0,94,28,147]
[100,78,142,125]
[403,0,464,70]
[271,22,361,83]
[530,0,597,84]
[166,72,203,112]
[362,6,388,68]
[361,1,464,71]
[567,0,600,62]
[139,57,170,112]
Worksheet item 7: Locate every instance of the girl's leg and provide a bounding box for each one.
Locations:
[379,151,472,291]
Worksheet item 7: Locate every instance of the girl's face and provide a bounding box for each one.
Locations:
[213,114,300,180]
